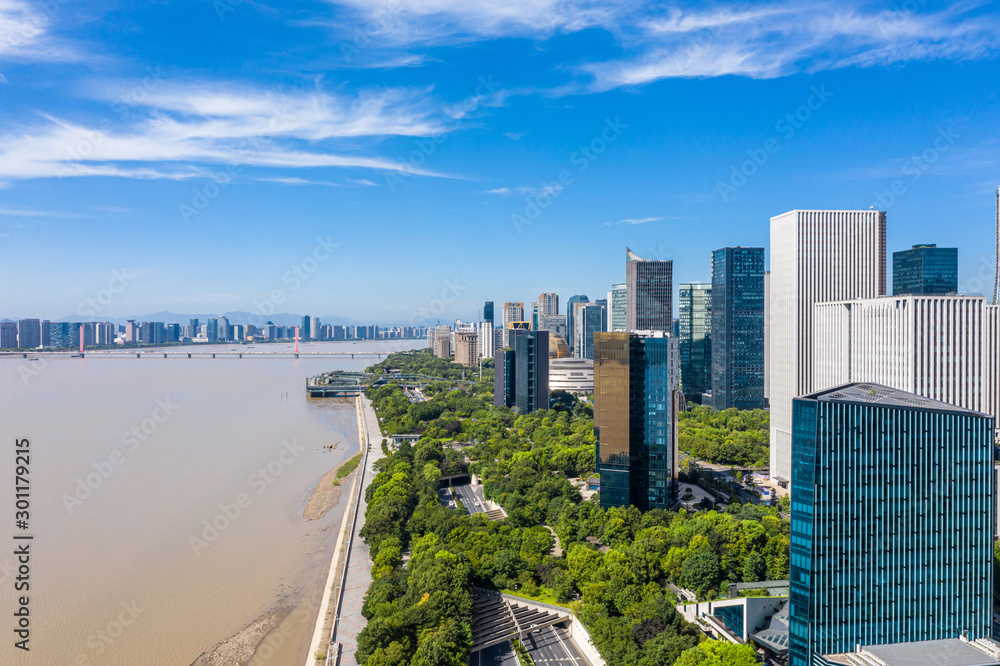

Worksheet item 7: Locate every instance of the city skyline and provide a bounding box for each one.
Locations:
[2,2,999,320]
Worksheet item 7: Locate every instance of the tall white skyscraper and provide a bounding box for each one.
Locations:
[814,295,996,440]
[993,186,999,305]
[769,209,887,484]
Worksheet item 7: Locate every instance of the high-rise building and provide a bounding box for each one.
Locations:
[206,317,218,342]
[626,248,673,332]
[216,316,230,342]
[538,293,559,316]
[678,282,712,400]
[125,319,138,344]
[190,318,199,335]
[994,187,999,306]
[574,303,607,360]
[310,316,322,341]
[763,271,771,407]
[711,247,766,411]
[610,283,627,332]
[502,302,524,346]
[537,314,568,346]
[815,294,1000,444]
[565,295,589,354]
[530,302,540,330]
[594,331,679,511]
[16,319,41,349]
[892,244,958,295]
[484,301,494,326]
[454,331,479,367]
[1,322,17,348]
[512,329,549,413]
[478,322,494,359]
[789,383,994,665]
[430,325,451,358]
[769,209,887,485]
[301,315,311,341]
[494,348,516,408]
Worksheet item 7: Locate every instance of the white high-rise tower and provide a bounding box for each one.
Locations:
[993,186,999,306]
[768,209,887,485]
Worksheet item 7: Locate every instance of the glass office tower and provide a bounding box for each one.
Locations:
[594,331,679,511]
[789,383,994,666]
[626,248,674,331]
[610,283,627,331]
[679,282,712,399]
[892,244,958,295]
[493,348,515,408]
[512,329,549,413]
[711,247,765,410]
[484,301,494,326]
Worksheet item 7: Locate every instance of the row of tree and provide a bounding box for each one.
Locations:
[678,406,770,468]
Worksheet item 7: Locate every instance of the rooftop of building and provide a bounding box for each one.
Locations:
[825,638,1000,666]
[803,382,986,416]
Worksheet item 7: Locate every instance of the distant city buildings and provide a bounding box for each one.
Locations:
[502,302,524,346]
[768,209,887,485]
[594,330,679,511]
[483,301,494,326]
[678,282,712,402]
[16,319,41,349]
[626,248,673,332]
[789,383,995,665]
[892,244,958,295]
[711,247,765,411]
[0,322,17,348]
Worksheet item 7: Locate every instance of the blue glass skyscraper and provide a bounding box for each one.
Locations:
[711,247,765,410]
[594,331,679,511]
[789,383,995,666]
[892,244,959,295]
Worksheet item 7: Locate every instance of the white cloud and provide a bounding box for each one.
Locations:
[0,83,456,182]
[605,215,684,226]
[487,183,563,197]
[581,2,1000,90]
[0,0,77,62]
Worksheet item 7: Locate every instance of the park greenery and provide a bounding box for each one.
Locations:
[354,351,786,665]
[678,406,770,468]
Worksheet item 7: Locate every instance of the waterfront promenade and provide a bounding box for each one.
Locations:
[306,394,382,665]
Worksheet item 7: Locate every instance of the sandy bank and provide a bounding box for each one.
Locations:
[190,605,294,666]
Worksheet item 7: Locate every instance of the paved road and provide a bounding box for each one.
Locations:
[453,482,487,515]
[523,625,588,666]
[474,641,518,666]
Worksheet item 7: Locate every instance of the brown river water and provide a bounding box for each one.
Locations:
[0,340,416,665]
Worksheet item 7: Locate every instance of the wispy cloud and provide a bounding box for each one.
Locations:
[0,207,90,218]
[605,215,685,226]
[487,183,564,197]
[0,0,78,62]
[581,2,1000,90]
[0,82,457,182]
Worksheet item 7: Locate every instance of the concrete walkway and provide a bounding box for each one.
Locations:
[305,394,383,665]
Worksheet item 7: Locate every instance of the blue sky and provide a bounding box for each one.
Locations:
[1,0,998,323]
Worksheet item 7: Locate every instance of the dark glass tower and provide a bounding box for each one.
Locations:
[494,348,515,408]
[711,247,765,410]
[892,244,958,295]
[626,248,673,331]
[484,301,494,326]
[575,303,607,360]
[512,329,549,413]
[678,283,712,399]
[594,331,678,511]
[789,383,994,666]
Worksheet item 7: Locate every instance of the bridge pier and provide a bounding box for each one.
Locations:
[188,353,191,358]
[212,353,215,358]
[164,353,167,358]
[295,353,299,359]
[22,353,27,358]
[136,353,141,358]
[239,353,242,358]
